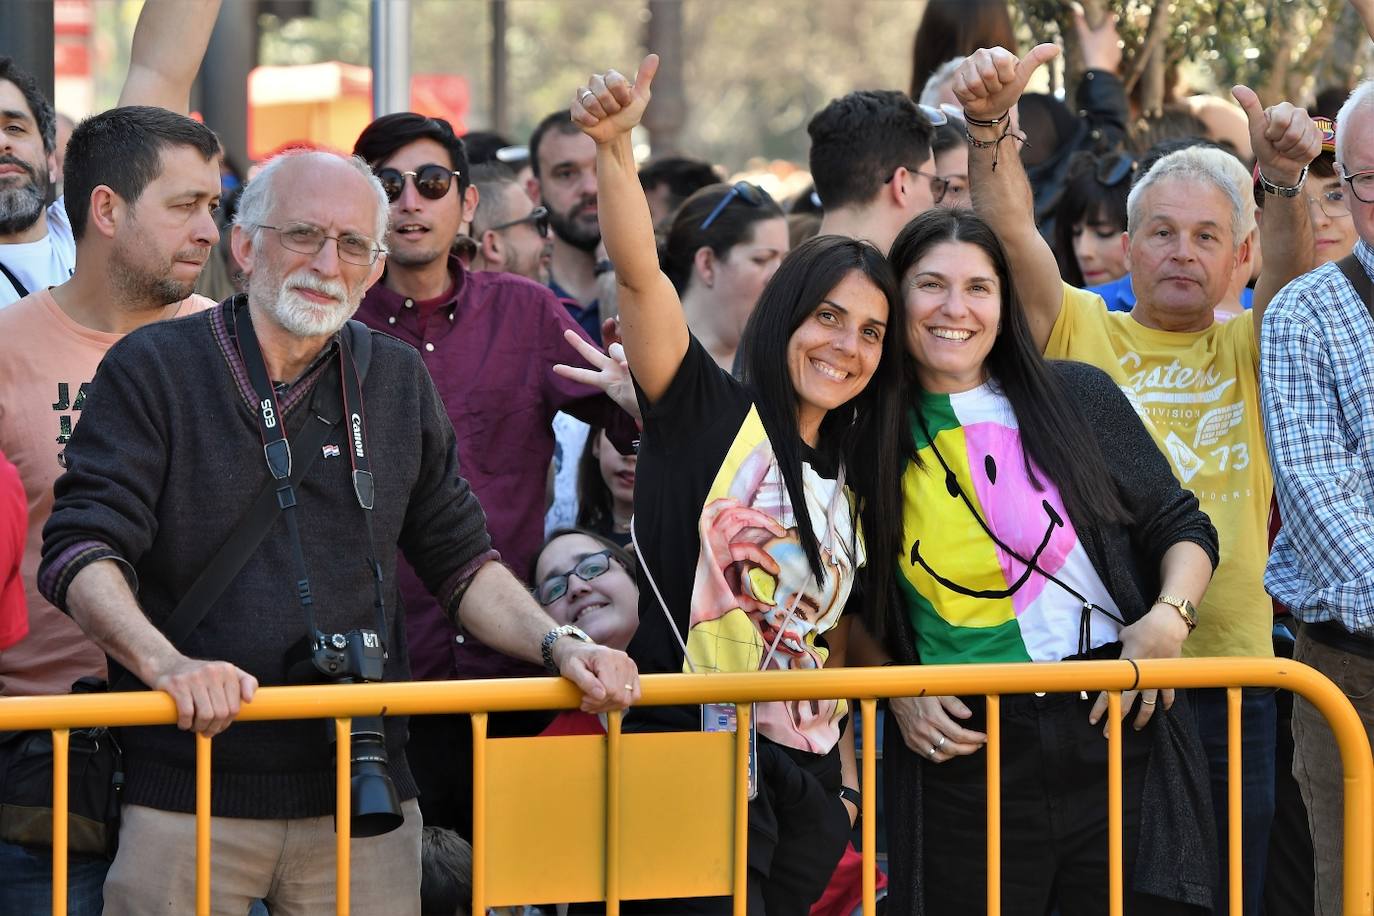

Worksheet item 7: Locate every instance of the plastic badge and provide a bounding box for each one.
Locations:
[702,702,758,800]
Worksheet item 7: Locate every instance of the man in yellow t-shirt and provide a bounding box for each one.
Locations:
[952,46,1321,916]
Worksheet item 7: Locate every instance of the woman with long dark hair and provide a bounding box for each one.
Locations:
[874,208,1220,915]
[569,56,908,915]
[1050,150,1134,288]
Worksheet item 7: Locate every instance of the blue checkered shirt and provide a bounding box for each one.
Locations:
[1262,240,1374,635]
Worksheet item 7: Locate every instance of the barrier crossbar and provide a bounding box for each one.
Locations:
[0,657,1369,916]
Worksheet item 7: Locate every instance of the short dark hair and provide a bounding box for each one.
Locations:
[63,106,221,242]
[1050,152,1132,287]
[931,120,968,158]
[353,112,470,195]
[735,235,908,637]
[420,826,472,916]
[639,157,722,211]
[462,130,513,165]
[528,109,581,179]
[807,90,934,211]
[661,183,784,293]
[0,57,56,154]
[468,162,521,236]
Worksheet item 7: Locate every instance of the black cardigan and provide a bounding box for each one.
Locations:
[883,359,1220,914]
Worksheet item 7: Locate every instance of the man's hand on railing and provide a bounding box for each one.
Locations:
[552,640,641,713]
[1088,604,1189,736]
[151,653,258,737]
[888,695,987,764]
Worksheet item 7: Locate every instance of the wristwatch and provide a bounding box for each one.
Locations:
[1257,164,1308,198]
[541,623,593,674]
[1155,594,1198,632]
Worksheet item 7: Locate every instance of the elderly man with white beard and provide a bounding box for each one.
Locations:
[37,150,640,914]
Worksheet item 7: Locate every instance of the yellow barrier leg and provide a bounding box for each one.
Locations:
[196,733,213,916]
[986,695,1000,916]
[471,713,487,916]
[860,699,877,916]
[335,718,352,916]
[51,729,68,916]
[606,710,622,915]
[1108,692,1122,916]
[733,703,750,916]
[1227,687,1242,916]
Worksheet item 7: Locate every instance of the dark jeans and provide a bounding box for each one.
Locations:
[1264,624,1314,916]
[921,692,1201,916]
[1190,686,1277,916]
[0,839,108,916]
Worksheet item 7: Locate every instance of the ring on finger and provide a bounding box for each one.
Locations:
[927,745,937,758]
[1141,696,1157,706]
[579,89,595,104]
[936,735,947,749]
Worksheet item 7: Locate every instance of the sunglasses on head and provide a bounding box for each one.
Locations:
[374,163,461,203]
[534,550,618,606]
[700,181,765,230]
[1090,152,1136,188]
[488,205,550,238]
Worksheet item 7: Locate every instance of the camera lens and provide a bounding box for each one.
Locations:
[341,716,403,837]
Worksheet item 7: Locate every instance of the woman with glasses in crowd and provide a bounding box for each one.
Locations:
[865,207,1219,915]
[568,55,909,915]
[662,181,790,371]
[1253,116,1357,269]
[1050,150,1135,288]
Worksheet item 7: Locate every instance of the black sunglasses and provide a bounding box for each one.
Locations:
[374,163,461,203]
[488,205,550,238]
[535,550,618,606]
[700,181,765,230]
[1080,151,1136,188]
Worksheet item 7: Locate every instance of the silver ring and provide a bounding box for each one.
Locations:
[936,735,948,749]
[623,683,634,691]
[1141,697,1157,706]
[579,89,595,104]
[927,745,937,758]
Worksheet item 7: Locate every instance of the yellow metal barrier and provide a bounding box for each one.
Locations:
[0,657,1370,916]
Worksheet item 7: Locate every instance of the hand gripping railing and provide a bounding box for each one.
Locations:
[0,657,1369,916]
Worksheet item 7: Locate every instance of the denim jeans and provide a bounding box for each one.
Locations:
[0,838,108,916]
[1190,686,1277,916]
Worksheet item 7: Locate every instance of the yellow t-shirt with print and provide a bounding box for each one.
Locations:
[1046,285,1272,658]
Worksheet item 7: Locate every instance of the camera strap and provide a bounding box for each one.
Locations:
[234,300,388,650]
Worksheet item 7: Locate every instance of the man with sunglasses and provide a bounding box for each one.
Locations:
[469,164,552,282]
[806,89,938,254]
[352,113,639,839]
[1262,77,1374,916]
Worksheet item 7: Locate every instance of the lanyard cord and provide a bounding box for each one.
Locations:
[233,302,388,650]
[920,421,1124,657]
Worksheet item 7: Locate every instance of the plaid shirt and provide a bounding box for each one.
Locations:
[1262,240,1374,635]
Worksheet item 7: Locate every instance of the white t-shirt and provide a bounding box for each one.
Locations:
[0,199,75,309]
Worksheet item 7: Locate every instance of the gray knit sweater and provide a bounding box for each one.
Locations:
[40,299,497,818]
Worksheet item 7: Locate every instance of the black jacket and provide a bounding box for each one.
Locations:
[883,360,1220,913]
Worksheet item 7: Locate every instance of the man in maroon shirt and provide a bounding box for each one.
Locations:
[352,113,633,837]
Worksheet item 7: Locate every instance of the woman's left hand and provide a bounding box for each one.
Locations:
[1088,603,1190,735]
[553,328,642,422]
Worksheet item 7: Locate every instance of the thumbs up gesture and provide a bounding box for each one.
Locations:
[1232,85,1320,188]
[953,44,1060,125]
[572,54,660,146]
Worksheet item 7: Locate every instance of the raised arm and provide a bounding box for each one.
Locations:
[956,45,1066,352]
[1354,0,1374,41]
[1234,85,1321,340]
[572,54,689,404]
[118,0,222,113]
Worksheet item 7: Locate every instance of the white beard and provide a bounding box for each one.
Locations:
[256,270,357,338]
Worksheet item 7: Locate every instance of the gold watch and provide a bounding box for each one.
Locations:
[1155,594,1197,632]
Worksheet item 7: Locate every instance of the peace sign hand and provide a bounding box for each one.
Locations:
[571,54,660,146]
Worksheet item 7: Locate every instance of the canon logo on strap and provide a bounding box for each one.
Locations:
[351,413,364,458]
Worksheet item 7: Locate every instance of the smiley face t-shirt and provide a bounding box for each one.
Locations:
[899,382,1122,665]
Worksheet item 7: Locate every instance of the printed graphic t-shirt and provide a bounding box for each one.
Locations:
[0,289,215,695]
[627,336,864,755]
[1046,284,1271,657]
[899,384,1121,665]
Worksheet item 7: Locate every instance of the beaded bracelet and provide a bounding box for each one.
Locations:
[965,119,1029,171]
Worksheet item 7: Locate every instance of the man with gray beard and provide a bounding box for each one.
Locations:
[0,0,221,309]
[38,150,640,913]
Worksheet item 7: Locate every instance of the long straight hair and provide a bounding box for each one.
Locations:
[734,234,907,633]
[889,209,1130,541]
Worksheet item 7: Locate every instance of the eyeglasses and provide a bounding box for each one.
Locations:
[488,206,550,238]
[374,164,461,203]
[700,181,765,230]
[256,223,384,266]
[884,166,949,205]
[1307,186,1351,218]
[1341,168,1374,204]
[534,550,618,606]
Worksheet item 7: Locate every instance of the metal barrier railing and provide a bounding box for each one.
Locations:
[0,657,1369,916]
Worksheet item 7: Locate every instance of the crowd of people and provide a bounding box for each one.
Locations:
[1,0,1373,914]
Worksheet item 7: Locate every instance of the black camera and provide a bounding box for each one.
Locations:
[309,628,403,838]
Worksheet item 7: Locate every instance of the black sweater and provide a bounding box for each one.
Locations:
[883,360,1221,913]
[39,300,496,818]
